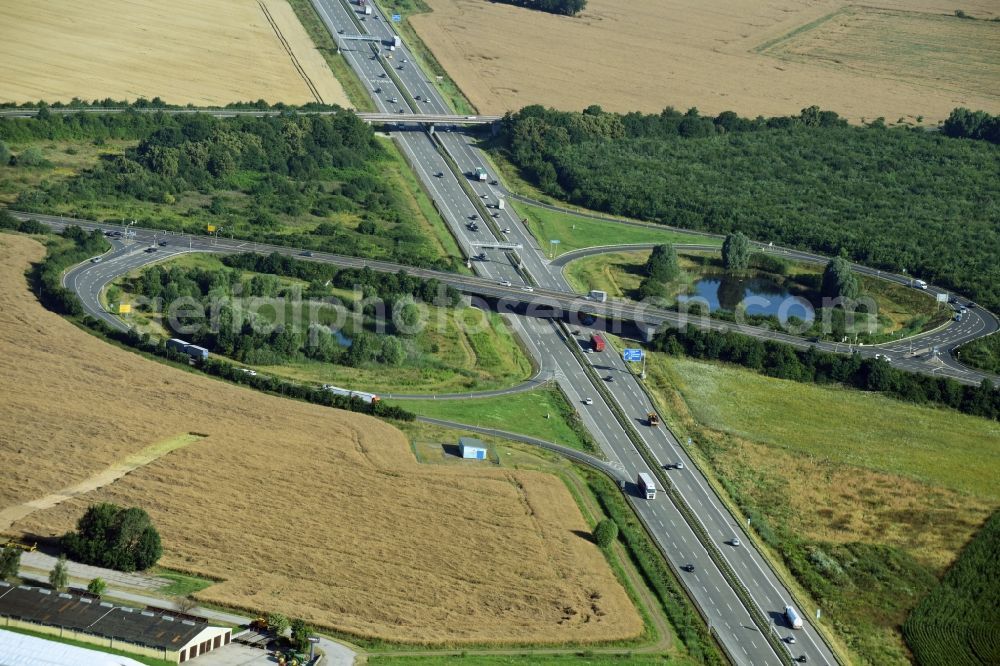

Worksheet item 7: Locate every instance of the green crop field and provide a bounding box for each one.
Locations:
[903,510,1000,666]
[663,357,1000,499]
[391,385,596,454]
[645,353,999,664]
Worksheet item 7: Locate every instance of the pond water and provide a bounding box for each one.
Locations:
[677,275,815,323]
[333,329,353,347]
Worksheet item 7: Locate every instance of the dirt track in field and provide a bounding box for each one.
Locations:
[0,0,349,107]
[0,233,641,644]
[411,0,999,123]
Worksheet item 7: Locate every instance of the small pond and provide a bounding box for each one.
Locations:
[677,275,815,323]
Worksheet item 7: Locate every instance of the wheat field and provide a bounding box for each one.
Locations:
[0,0,349,107]
[411,0,999,123]
[0,233,641,644]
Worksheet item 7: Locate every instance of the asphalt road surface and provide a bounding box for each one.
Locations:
[19,2,995,662]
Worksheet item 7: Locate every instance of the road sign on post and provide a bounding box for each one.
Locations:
[392,14,401,22]
[623,348,643,362]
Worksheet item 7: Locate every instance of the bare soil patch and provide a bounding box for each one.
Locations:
[0,234,640,644]
[410,0,999,123]
[0,0,349,107]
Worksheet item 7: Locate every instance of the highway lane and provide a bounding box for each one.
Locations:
[23,3,981,662]
[41,217,782,665]
[311,3,841,662]
[310,4,794,662]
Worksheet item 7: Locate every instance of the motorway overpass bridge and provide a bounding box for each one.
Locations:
[17,211,998,387]
[0,106,500,126]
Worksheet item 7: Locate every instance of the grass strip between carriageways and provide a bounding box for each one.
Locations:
[428,132,536,286]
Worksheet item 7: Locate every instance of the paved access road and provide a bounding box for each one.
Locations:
[19,2,993,663]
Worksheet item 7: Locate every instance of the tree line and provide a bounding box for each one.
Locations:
[650,324,1000,421]
[495,104,1000,313]
[493,0,587,16]
[942,107,1000,144]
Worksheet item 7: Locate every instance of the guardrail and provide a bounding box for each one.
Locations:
[627,352,846,664]
[427,133,536,287]
[561,323,793,665]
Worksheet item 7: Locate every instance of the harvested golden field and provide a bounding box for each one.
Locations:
[0,234,641,644]
[410,0,999,123]
[0,0,349,107]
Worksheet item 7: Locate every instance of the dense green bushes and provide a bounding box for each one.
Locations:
[650,325,1000,420]
[904,510,1000,666]
[956,334,1000,374]
[942,108,1000,144]
[496,105,1000,312]
[493,0,587,16]
[62,503,162,572]
[14,226,414,421]
[3,111,455,269]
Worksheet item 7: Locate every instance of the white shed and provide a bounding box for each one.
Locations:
[458,437,487,460]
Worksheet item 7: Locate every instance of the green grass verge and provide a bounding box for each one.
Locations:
[664,356,1000,500]
[256,308,534,394]
[152,570,216,597]
[517,201,719,257]
[582,470,724,666]
[113,256,533,394]
[286,0,376,111]
[378,136,469,272]
[391,385,597,454]
[0,626,175,666]
[563,251,649,299]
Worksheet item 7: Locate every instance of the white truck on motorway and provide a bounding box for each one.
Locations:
[785,605,803,629]
[911,278,928,290]
[638,472,656,500]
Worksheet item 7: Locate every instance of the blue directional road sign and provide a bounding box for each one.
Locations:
[623,348,643,362]
[392,14,402,22]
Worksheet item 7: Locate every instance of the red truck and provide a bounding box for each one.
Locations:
[590,334,606,353]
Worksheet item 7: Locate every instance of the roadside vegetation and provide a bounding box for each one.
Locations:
[285,0,377,111]
[565,247,947,341]
[642,353,999,664]
[392,386,599,454]
[516,200,716,257]
[367,655,693,665]
[111,252,533,394]
[903,509,1000,666]
[1,110,460,269]
[956,334,1000,374]
[494,104,1000,312]
[15,225,413,420]
[648,324,1000,421]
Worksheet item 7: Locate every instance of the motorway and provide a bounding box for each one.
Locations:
[17,2,994,664]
